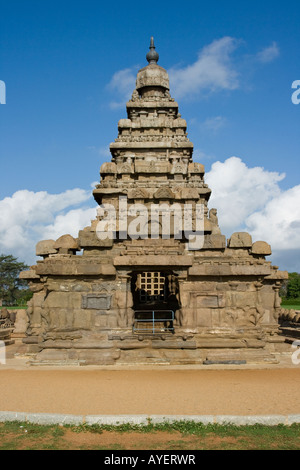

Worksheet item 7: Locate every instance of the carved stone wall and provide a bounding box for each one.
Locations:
[20,39,289,365]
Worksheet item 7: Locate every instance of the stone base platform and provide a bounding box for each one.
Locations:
[0,328,15,347]
[25,329,292,366]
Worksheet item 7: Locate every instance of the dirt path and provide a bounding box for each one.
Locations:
[0,367,299,416]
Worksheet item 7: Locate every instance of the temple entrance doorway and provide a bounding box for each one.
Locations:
[131,271,180,334]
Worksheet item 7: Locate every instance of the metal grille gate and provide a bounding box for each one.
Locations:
[133,310,175,334]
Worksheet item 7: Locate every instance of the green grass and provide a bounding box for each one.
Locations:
[281,297,300,307]
[0,306,27,310]
[281,304,300,310]
[0,421,299,450]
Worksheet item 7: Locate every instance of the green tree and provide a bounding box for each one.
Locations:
[0,254,30,305]
[286,272,300,300]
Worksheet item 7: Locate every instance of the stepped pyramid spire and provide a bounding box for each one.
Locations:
[20,38,288,367]
[95,37,213,231]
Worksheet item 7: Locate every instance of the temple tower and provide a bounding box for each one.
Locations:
[21,39,288,365]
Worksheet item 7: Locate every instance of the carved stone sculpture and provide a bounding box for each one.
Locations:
[19,38,289,366]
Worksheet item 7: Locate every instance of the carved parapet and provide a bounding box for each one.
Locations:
[171,162,188,175]
[228,232,253,248]
[202,234,226,249]
[20,269,40,281]
[127,188,150,200]
[118,119,132,129]
[110,141,194,151]
[36,240,58,258]
[117,161,134,174]
[93,187,127,205]
[265,270,289,280]
[172,117,187,128]
[54,235,80,255]
[113,255,194,267]
[35,259,116,276]
[153,187,175,199]
[78,230,113,248]
[251,241,272,256]
[179,188,199,200]
[197,187,212,198]
[100,162,117,175]
[93,187,127,195]
[135,161,170,174]
[189,263,272,277]
[188,162,205,174]
[126,100,178,111]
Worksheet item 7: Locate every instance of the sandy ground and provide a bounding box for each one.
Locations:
[0,352,300,417]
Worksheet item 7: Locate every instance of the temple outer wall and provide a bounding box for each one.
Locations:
[20,248,289,365]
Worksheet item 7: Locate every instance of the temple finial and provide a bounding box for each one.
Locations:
[146,36,159,64]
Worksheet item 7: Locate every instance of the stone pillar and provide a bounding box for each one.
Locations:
[177,271,195,329]
[116,272,134,328]
[12,309,29,341]
[273,282,282,322]
[254,280,265,326]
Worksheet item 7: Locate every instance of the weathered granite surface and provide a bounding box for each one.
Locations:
[20,39,289,365]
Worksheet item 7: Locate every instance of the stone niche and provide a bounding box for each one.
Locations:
[82,294,112,311]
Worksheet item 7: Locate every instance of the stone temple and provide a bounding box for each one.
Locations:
[21,38,289,365]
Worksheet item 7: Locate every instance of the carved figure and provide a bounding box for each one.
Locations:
[209,208,221,234]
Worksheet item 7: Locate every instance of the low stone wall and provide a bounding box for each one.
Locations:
[278,308,300,343]
[0,308,28,342]
[279,308,300,324]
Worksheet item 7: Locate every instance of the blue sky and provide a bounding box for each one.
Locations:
[0,0,299,271]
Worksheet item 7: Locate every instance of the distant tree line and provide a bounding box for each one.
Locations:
[280,272,300,303]
[0,254,33,307]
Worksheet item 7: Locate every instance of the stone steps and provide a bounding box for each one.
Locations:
[21,330,287,366]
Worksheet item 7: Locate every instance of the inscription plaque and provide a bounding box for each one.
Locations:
[82,294,111,310]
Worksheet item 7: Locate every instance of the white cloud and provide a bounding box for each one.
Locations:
[41,207,97,242]
[206,157,300,253]
[106,37,240,106]
[0,188,97,265]
[191,116,227,134]
[106,37,281,108]
[245,185,300,249]
[168,37,240,99]
[256,42,280,63]
[206,157,300,271]
[202,116,227,132]
[107,66,139,109]
[206,156,285,233]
